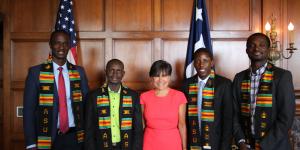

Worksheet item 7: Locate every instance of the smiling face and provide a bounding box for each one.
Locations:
[149,60,172,91]
[152,73,171,91]
[194,51,213,80]
[106,61,125,86]
[246,34,270,62]
[49,32,70,63]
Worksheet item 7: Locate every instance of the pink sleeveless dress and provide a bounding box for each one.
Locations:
[140,89,187,150]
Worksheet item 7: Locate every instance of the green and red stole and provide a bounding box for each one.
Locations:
[240,63,274,149]
[187,70,215,150]
[37,61,84,149]
[96,84,133,149]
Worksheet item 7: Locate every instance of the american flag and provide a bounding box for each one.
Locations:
[185,0,212,78]
[54,0,78,65]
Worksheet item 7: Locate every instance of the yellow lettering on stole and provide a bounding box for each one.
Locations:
[192,120,197,126]
[261,112,267,119]
[43,109,48,115]
[204,134,209,139]
[103,133,108,139]
[43,127,48,133]
[104,142,108,148]
[261,122,267,128]
[205,125,209,131]
[43,118,48,124]
[124,133,129,139]
[192,138,197,143]
[192,129,197,135]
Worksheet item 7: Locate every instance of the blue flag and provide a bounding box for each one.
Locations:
[55,0,78,65]
[185,0,212,79]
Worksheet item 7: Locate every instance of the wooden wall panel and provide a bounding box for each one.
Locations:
[12,91,23,134]
[74,0,104,31]
[213,41,249,80]
[11,141,25,150]
[10,0,53,32]
[1,0,9,149]
[162,39,187,87]
[77,40,105,89]
[263,0,283,37]
[262,0,300,89]
[114,39,153,90]
[287,0,300,89]
[113,0,152,31]
[4,0,300,149]
[12,41,49,81]
[212,0,250,30]
[162,0,194,31]
[0,47,2,80]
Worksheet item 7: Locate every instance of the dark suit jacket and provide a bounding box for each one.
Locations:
[85,84,143,150]
[233,66,295,150]
[182,75,233,150]
[23,63,89,147]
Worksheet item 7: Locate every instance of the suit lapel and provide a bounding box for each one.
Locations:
[192,75,198,84]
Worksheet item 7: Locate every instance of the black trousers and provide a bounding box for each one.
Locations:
[53,128,83,150]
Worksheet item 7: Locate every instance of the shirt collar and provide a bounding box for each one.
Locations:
[198,75,210,84]
[53,61,67,72]
[250,62,268,76]
[108,86,121,94]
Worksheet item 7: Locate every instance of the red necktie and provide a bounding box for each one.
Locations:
[58,67,69,133]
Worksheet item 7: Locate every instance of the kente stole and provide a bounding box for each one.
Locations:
[37,61,84,149]
[96,84,133,149]
[240,63,273,149]
[187,70,215,150]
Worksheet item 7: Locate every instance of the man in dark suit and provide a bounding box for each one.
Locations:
[23,30,89,150]
[233,33,295,150]
[182,48,233,150]
[85,59,143,150]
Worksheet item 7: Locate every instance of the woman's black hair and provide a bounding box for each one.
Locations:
[149,60,172,77]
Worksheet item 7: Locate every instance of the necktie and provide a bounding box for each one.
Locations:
[198,81,204,134]
[58,67,69,133]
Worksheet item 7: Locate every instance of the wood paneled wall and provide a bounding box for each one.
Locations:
[1,0,300,149]
[0,13,3,150]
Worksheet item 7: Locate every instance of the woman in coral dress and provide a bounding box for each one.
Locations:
[140,60,187,150]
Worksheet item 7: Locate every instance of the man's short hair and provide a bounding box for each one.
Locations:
[193,48,213,60]
[246,33,271,48]
[106,59,124,70]
[49,30,70,44]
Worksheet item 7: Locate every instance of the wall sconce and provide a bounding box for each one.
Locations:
[265,15,297,62]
